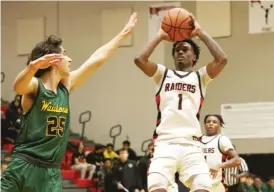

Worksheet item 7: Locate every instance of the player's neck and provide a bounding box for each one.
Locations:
[177,66,192,72]
[40,69,62,93]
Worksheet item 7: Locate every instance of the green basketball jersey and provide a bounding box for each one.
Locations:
[13,78,70,163]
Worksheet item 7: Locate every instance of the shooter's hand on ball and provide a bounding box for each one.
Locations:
[189,14,202,38]
[158,29,172,42]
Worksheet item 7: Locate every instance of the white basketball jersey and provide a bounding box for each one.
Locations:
[200,134,229,185]
[152,64,212,145]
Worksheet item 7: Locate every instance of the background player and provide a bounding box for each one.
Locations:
[200,114,241,192]
[134,14,228,192]
[1,13,137,192]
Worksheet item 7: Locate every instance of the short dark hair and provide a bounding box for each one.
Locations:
[172,39,200,66]
[255,176,264,181]
[106,143,114,148]
[122,140,130,146]
[27,35,62,77]
[268,176,274,181]
[94,144,105,151]
[104,158,112,162]
[247,174,256,179]
[204,114,225,127]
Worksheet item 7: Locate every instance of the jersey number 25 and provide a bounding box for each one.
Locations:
[46,116,66,137]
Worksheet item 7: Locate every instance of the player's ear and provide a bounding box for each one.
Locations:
[192,54,197,63]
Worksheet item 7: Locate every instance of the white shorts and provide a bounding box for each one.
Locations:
[148,144,211,191]
[210,183,225,192]
[168,182,178,192]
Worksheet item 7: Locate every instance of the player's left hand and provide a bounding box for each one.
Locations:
[189,13,202,38]
[158,29,172,42]
[209,164,221,178]
[209,168,218,179]
[119,12,138,38]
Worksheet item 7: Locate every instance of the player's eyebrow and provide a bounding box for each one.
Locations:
[176,44,190,50]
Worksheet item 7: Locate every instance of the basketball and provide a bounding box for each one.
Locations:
[161,8,195,41]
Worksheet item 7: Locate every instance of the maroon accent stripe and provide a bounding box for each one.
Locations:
[156,94,161,127]
[147,135,158,176]
[155,68,168,96]
[196,97,204,120]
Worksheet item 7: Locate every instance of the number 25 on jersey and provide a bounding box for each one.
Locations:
[46,116,66,137]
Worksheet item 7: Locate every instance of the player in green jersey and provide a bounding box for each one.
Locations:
[1,13,137,192]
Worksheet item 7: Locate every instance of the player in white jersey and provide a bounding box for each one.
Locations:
[201,114,241,192]
[134,14,228,192]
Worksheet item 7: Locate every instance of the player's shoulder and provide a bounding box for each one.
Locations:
[30,77,39,89]
[218,134,231,141]
[27,77,41,97]
[218,134,233,147]
[152,64,168,79]
[196,65,207,72]
[59,78,70,94]
[156,63,167,72]
[59,82,70,95]
[33,77,45,92]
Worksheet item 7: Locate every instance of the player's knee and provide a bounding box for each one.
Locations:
[147,173,169,192]
[79,164,87,169]
[90,164,96,171]
[190,174,212,192]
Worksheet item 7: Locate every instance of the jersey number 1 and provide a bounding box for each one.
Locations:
[178,94,183,110]
[46,116,66,137]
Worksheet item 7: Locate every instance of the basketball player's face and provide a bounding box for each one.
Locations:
[119,151,128,162]
[104,160,112,168]
[254,178,263,187]
[246,177,254,185]
[58,46,72,78]
[173,42,196,71]
[268,179,274,188]
[205,116,221,136]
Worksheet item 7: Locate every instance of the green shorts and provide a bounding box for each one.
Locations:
[1,157,62,192]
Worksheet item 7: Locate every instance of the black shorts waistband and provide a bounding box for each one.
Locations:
[13,153,60,169]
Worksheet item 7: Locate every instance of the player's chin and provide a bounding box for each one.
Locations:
[207,131,216,136]
[178,61,190,69]
[176,61,183,67]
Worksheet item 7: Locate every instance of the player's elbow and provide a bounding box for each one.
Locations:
[234,156,241,167]
[218,56,228,65]
[134,56,145,66]
[13,82,25,95]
